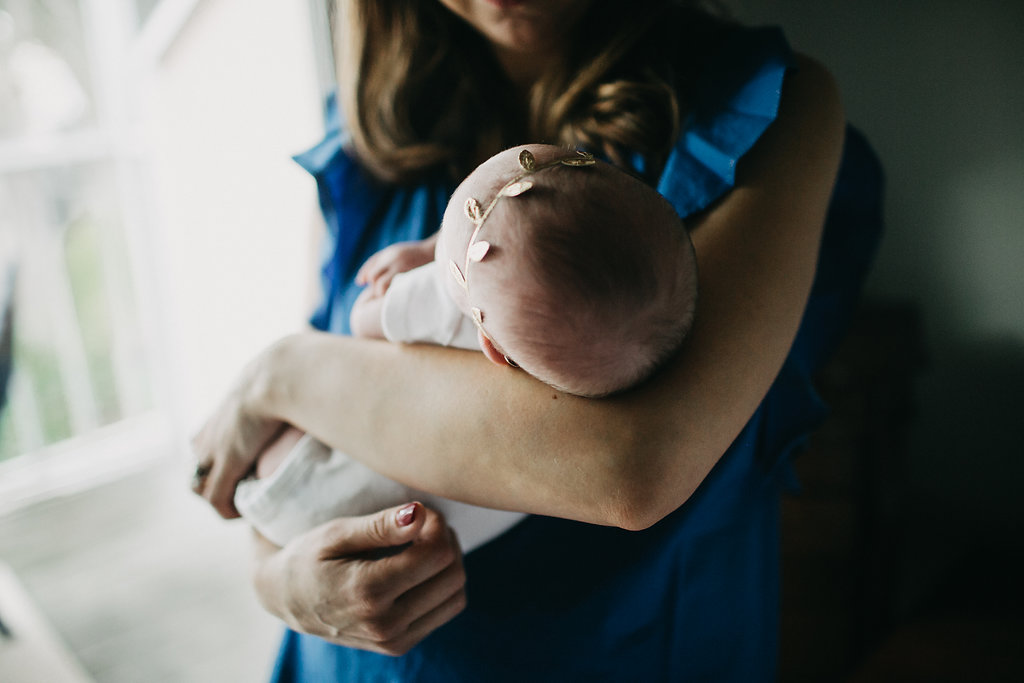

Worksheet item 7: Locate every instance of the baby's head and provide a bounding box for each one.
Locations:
[437,144,697,397]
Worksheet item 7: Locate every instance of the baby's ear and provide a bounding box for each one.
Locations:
[478,330,515,368]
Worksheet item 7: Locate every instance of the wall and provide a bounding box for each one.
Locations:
[732,0,1024,612]
[143,0,323,431]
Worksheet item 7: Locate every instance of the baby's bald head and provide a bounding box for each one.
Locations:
[438,144,697,397]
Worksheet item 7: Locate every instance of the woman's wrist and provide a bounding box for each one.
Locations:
[246,333,302,422]
[250,529,288,621]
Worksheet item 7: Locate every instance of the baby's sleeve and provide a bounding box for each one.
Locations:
[381,262,480,351]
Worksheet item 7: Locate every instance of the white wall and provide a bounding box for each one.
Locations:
[732,0,1024,610]
[144,0,323,431]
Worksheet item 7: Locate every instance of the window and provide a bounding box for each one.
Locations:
[0,0,331,512]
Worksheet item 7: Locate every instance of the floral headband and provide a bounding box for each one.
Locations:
[448,148,596,335]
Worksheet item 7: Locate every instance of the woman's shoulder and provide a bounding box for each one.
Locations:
[689,24,792,120]
[657,22,836,218]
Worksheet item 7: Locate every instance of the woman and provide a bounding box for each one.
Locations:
[193,0,883,679]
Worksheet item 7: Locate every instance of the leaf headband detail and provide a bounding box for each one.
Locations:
[449,148,596,332]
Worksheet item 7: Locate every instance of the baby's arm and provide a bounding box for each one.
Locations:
[350,235,439,339]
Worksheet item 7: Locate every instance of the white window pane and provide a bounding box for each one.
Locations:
[133,0,161,27]
[0,0,96,140]
[0,161,153,461]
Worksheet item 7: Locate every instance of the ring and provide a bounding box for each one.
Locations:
[191,462,212,491]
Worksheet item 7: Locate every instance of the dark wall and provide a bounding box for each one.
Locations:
[732,0,1024,619]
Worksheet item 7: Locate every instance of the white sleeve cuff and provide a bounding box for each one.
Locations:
[381,262,479,351]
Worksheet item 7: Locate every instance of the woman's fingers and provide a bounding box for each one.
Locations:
[319,586,466,656]
[312,506,465,646]
[200,454,245,518]
[316,502,426,556]
[354,575,467,656]
[329,504,461,604]
[189,399,284,518]
[344,559,466,646]
[320,522,467,655]
[186,350,272,517]
[252,505,467,656]
[391,579,468,653]
[387,548,466,629]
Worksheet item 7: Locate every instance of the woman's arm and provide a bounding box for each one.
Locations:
[198,55,843,529]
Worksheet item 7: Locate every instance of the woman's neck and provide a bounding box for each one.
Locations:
[492,44,561,98]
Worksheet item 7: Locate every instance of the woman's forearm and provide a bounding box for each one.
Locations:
[256,334,649,526]
[252,55,845,530]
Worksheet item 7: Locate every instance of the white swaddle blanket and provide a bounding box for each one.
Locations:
[235,434,525,552]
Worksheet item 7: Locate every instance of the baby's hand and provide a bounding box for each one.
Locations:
[355,235,437,297]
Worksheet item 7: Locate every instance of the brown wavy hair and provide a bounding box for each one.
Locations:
[332,0,733,184]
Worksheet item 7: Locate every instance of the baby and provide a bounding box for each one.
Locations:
[234,144,698,551]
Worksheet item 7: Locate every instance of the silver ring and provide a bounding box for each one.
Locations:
[191,462,212,491]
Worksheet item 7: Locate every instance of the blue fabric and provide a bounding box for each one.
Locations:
[273,24,883,682]
[293,96,451,336]
[658,27,790,217]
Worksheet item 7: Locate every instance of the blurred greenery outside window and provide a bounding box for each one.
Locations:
[0,166,152,461]
[0,0,164,467]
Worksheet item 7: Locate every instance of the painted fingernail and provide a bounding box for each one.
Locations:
[396,503,418,527]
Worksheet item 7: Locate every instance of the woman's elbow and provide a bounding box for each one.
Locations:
[607,482,697,531]
[596,441,701,531]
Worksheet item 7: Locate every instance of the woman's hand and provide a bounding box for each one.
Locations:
[191,349,286,518]
[355,235,438,297]
[253,502,467,656]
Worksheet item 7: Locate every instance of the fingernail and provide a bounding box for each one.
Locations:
[396,503,418,527]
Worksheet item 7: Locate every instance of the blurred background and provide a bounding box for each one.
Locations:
[0,0,1020,681]
[730,1,1024,680]
[0,0,329,680]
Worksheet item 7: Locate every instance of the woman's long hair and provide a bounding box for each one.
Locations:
[333,0,731,184]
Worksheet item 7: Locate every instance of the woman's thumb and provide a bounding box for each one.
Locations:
[321,502,424,556]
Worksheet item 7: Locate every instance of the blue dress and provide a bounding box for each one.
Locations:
[275,26,884,682]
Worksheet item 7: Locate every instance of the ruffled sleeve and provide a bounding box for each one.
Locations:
[653,26,846,486]
[657,26,793,218]
[292,95,383,332]
[293,95,453,335]
[292,93,350,176]
[656,27,884,486]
